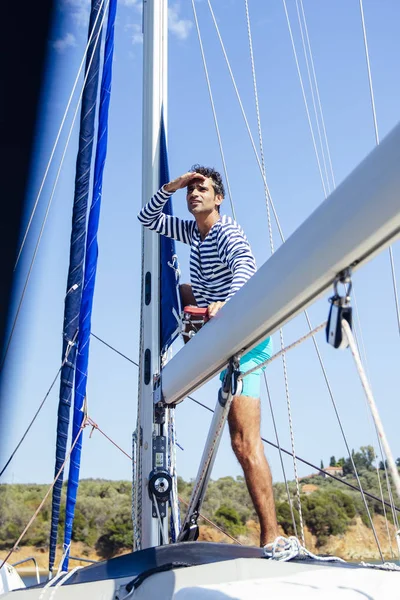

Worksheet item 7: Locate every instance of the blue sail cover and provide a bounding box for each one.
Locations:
[159,115,181,353]
[62,0,117,572]
[49,0,104,573]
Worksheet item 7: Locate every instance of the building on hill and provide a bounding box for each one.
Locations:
[320,466,344,478]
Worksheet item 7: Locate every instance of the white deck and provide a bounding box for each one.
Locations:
[3,557,400,599]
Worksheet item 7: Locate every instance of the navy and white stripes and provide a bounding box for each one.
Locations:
[138,187,257,308]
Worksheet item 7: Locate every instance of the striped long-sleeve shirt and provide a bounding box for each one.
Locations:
[138,187,257,308]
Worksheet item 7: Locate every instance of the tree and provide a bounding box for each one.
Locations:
[302,490,355,546]
[95,513,133,558]
[214,505,246,537]
[320,460,324,470]
[276,502,300,536]
[330,456,336,467]
[343,446,375,475]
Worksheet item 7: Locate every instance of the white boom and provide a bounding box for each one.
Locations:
[162,120,400,405]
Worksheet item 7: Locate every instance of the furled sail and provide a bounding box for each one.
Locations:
[48,0,104,574]
[61,0,117,572]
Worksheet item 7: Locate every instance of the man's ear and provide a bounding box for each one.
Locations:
[215,194,223,208]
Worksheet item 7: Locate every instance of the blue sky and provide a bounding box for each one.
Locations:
[1,0,400,489]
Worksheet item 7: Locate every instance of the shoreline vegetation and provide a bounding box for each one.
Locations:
[1,446,399,571]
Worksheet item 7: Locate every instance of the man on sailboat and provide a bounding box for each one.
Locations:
[138,166,279,546]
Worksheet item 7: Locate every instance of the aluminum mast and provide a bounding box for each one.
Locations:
[135,0,168,550]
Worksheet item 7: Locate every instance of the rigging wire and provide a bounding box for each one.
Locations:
[90,331,400,515]
[290,0,399,549]
[358,0,400,338]
[193,1,304,540]
[205,0,283,241]
[298,0,336,189]
[88,416,242,545]
[0,2,109,375]
[281,0,328,197]
[0,331,78,479]
[206,0,386,556]
[190,0,236,221]
[295,0,331,194]
[14,0,108,270]
[0,417,89,570]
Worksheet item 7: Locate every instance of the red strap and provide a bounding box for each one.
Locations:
[183,306,208,316]
[183,305,209,322]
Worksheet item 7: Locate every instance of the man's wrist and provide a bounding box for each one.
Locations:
[163,182,175,193]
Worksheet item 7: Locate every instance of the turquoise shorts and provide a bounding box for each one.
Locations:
[219,337,273,398]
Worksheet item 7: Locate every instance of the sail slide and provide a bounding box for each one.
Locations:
[48,0,105,574]
[161,120,400,405]
[61,0,117,572]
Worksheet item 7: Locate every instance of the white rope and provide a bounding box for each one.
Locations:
[342,319,400,502]
[132,429,141,551]
[239,321,326,379]
[168,408,181,542]
[14,0,108,270]
[207,3,387,560]
[299,0,336,189]
[48,566,83,599]
[152,492,165,544]
[243,0,305,546]
[264,374,299,539]
[0,1,109,373]
[206,0,283,241]
[243,0,274,255]
[282,0,328,198]
[352,287,397,558]
[263,535,345,563]
[360,560,400,572]
[39,572,67,599]
[191,0,236,221]
[264,535,400,570]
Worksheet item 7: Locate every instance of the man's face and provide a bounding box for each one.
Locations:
[186,177,222,216]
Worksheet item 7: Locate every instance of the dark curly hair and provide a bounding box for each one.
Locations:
[190,165,225,212]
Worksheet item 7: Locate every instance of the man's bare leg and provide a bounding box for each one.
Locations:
[228,395,279,546]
